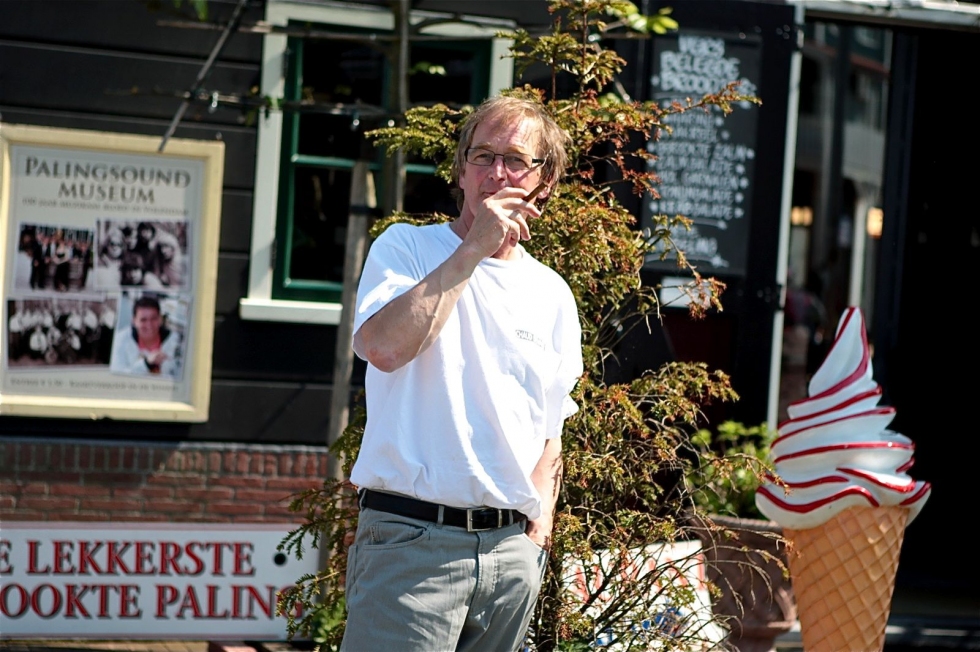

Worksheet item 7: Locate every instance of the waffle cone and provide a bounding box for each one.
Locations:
[784,505,909,652]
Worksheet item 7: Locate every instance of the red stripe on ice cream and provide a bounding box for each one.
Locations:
[756,484,879,513]
[777,387,882,432]
[774,406,895,445]
[779,475,849,488]
[900,483,931,507]
[773,441,912,464]
[838,467,916,493]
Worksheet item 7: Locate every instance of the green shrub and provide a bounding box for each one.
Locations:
[687,421,777,520]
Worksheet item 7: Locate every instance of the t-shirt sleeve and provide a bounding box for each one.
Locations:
[352,225,425,360]
[546,287,584,439]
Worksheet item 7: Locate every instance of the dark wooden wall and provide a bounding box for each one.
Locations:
[0,0,344,444]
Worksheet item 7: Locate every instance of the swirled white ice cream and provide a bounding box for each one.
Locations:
[756,307,931,530]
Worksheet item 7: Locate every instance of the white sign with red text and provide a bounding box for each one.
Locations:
[0,522,318,639]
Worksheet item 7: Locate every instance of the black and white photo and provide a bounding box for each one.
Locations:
[95,220,189,291]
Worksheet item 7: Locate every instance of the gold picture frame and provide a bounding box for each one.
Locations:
[0,124,224,422]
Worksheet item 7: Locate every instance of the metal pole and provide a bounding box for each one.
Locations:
[158,0,251,152]
[382,0,409,215]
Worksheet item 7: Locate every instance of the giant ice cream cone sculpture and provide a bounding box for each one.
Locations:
[756,307,930,651]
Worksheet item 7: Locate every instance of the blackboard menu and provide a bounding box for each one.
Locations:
[642,33,762,277]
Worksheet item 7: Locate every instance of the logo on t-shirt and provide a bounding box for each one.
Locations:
[515,329,546,350]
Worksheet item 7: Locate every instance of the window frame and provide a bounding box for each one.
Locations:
[240,0,514,324]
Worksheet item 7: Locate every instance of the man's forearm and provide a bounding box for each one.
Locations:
[527,437,563,549]
[354,246,481,372]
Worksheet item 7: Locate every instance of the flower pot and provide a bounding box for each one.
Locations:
[692,514,797,652]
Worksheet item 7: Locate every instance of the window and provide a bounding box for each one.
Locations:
[240,0,514,323]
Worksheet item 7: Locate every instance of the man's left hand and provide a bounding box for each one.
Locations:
[525,517,553,552]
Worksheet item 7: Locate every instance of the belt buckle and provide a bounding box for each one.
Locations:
[466,508,502,532]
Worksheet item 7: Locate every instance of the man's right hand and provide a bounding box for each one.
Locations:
[457,187,542,262]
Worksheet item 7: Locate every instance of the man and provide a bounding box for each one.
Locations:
[110,295,181,378]
[343,95,583,652]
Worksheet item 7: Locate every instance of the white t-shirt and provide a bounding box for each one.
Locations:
[351,222,583,520]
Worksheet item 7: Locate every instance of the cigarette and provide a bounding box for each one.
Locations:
[524,182,548,202]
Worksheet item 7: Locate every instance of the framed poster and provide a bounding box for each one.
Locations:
[0,124,223,422]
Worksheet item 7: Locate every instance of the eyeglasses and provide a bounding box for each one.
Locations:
[465,148,544,172]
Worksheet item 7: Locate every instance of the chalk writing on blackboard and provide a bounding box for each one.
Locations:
[643,34,760,277]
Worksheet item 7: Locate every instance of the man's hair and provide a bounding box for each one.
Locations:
[132,295,161,316]
[450,95,571,210]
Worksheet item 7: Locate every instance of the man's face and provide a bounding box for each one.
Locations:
[133,307,161,341]
[458,116,546,224]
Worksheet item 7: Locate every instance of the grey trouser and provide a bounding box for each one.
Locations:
[340,505,548,652]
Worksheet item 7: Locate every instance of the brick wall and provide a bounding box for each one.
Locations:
[0,437,331,524]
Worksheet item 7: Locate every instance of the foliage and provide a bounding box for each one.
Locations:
[686,421,777,520]
[278,1,769,650]
[169,0,208,21]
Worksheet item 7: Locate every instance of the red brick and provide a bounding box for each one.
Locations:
[44,444,63,470]
[0,496,15,510]
[182,451,199,472]
[134,513,179,522]
[263,503,301,519]
[105,446,120,469]
[219,451,248,476]
[213,476,257,489]
[277,456,294,476]
[174,487,235,502]
[50,484,108,498]
[6,509,49,520]
[100,511,142,520]
[19,496,77,510]
[207,501,263,516]
[266,478,324,493]
[78,497,142,511]
[76,445,92,470]
[119,447,138,471]
[18,471,82,484]
[265,453,283,475]
[98,472,146,486]
[113,486,173,500]
[247,453,269,475]
[55,512,109,522]
[146,473,204,487]
[234,489,293,505]
[142,500,204,516]
[14,482,49,495]
[14,443,35,468]
[93,446,112,470]
[139,448,154,470]
[289,453,308,474]
[0,478,21,491]
[160,451,183,471]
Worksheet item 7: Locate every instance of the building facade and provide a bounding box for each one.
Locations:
[1,0,978,641]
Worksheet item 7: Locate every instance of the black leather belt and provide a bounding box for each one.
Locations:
[359,489,526,532]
